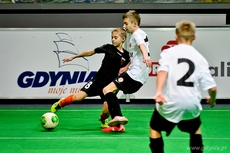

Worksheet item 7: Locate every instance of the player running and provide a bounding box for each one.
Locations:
[149,20,217,153]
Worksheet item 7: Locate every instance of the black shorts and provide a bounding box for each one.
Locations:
[113,72,143,94]
[150,108,202,136]
[80,78,106,101]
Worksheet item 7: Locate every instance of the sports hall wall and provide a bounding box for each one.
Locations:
[0,3,230,104]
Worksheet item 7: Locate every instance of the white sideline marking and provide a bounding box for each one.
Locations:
[0,137,229,140]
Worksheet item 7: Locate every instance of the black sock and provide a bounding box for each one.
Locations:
[104,92,122,119]
[149,137,164,153]
[190,134,203,153]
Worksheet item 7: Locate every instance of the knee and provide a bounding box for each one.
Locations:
[150,127,161,138]
[102,85,113,95]
[103,82,117,95]
[103,86,110,95]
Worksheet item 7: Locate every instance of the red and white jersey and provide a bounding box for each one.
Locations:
[156,44,217,123]
[127,28,150,84]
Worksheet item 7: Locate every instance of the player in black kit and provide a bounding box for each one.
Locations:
[50,28,130,131]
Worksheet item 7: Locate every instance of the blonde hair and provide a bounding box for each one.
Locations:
[176,20,196,40]
[122,10,141,26]
[112,27,127,42]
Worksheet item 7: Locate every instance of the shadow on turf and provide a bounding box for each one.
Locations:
[39,127,126,135]
[40,129,58,132]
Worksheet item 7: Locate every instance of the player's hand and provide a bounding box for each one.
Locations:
[154,92,167,105]
[62,57,74,63]
[144,58,152,68]
[206,96,216,107]
[118,67,127,76]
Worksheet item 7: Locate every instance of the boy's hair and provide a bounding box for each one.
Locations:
[176,20,196,40]
[112,27,127,41]
[122,10,141,26]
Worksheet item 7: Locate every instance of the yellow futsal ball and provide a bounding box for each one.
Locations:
[40,112,59,130]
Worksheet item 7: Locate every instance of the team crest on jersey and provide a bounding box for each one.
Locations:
[121,57,125,65]
[118,77,124,82]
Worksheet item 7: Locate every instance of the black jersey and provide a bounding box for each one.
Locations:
[93,44,130,85]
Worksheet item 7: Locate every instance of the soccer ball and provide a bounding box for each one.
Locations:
[40,112,59,130]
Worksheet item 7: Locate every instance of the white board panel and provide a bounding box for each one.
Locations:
[0,28,229,99]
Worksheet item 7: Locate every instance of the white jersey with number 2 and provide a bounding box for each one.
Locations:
[157,44,216,123]
[127,28,150,84]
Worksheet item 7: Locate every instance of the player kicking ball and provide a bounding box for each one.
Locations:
[50,28,130,132]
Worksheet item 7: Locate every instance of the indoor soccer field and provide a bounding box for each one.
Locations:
[0,104,229,153]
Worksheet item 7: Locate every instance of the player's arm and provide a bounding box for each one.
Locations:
[118,61,131,76]
[154,71,167,105]
[206,87,217,107]
[62,50,95,63]
[139,43,152,68]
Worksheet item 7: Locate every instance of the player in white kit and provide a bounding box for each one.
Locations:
[149,20,217,153]
[101,10,152,132]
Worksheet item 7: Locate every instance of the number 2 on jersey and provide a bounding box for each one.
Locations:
[177,58,195,87]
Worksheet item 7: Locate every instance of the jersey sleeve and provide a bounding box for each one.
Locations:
[133,32,145,46]
[94,44,110,54]
[158,50,170,73]
[198,60,217,91]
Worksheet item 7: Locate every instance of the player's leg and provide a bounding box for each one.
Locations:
[149,109,176,153]
[50,79,100,113]
[101,101,110,120]
[190,127,203,153]
[103,72,143,127]
[149,128,164,153]
[178,116,203,153]
[149,109,165,153]
[99,101,110,128]
[103,81,128,126]
[101,101,125,132]
[50,91,87,113]
[100,91,124,129]
[101,81,127,132]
